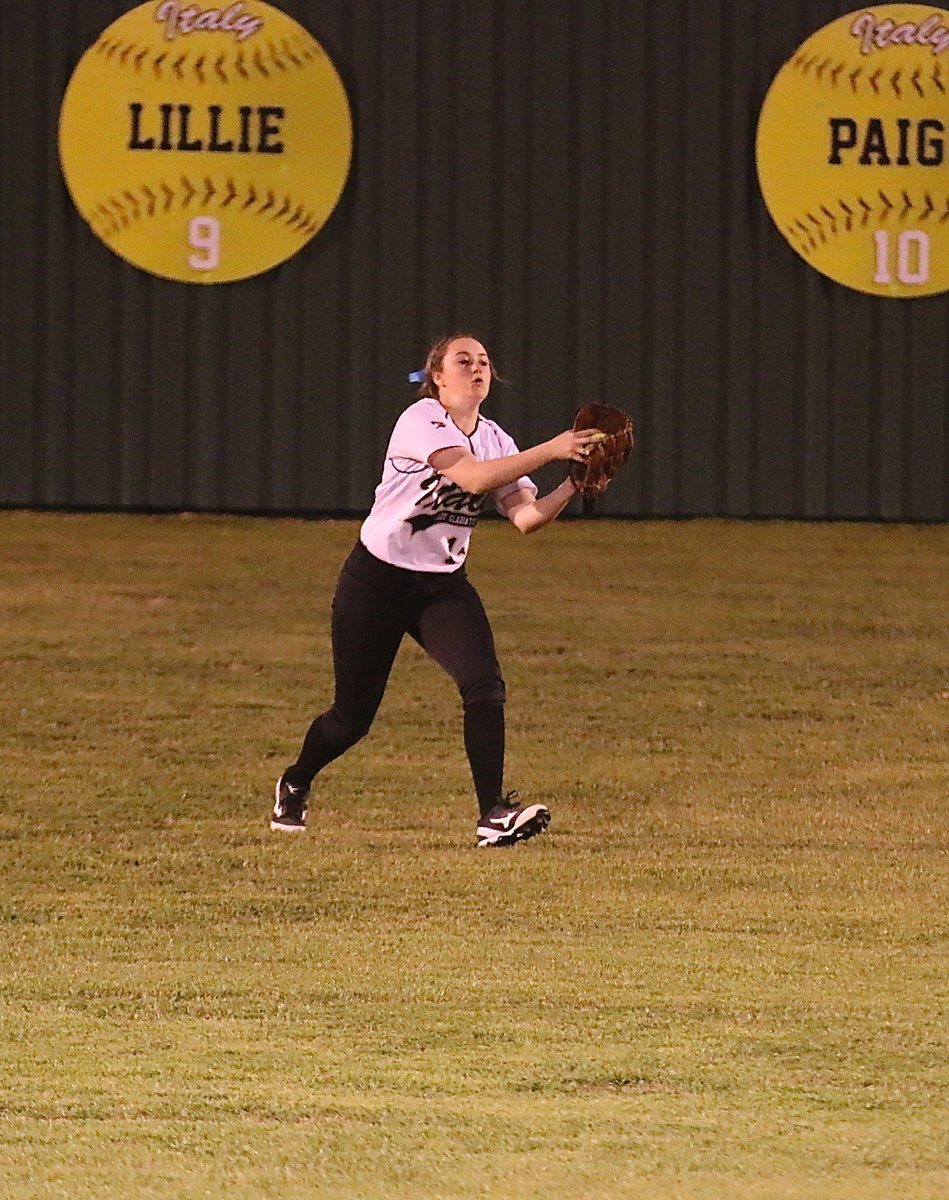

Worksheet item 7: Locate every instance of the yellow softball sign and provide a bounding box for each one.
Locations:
[59,1,352,284]
[756,6,949,297]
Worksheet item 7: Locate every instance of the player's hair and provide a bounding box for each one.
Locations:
[416,332,502,398]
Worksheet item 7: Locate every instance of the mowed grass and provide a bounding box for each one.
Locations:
[0,511,946,1200]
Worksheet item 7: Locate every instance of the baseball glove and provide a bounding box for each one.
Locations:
[569,404,634,500]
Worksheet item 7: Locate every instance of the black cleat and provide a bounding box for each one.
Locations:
[476,794,551,847]
[270,774,309,831]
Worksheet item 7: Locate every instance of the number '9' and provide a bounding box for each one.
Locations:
[188,216,221,271]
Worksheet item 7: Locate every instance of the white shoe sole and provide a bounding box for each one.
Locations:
[476,804,550,847]
[271,776,307,831]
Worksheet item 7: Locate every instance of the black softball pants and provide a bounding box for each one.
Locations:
[284,540,506,816]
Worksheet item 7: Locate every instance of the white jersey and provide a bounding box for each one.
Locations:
[360,398,537,572]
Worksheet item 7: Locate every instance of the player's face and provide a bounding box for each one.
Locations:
[433,339,492,404]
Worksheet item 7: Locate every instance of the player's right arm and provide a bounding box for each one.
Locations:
[430,429,595,496]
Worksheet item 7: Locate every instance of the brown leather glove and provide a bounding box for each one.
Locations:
[569,404,634,499]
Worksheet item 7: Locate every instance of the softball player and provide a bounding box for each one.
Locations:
[271,333,600,846]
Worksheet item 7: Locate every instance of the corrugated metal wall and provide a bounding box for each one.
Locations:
[1,0,946,519]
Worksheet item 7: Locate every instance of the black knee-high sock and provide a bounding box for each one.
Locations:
[464,701,505,816]
[283,709,366,790]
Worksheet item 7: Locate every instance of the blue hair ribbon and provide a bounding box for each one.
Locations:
[407,369,426,384]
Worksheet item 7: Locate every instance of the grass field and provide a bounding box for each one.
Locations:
[0,512,946,1200]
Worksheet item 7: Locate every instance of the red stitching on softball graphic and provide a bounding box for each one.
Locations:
[792,54,942,98]
[91,32,320,81]
[89,177,323,241]
[784,192,949,254]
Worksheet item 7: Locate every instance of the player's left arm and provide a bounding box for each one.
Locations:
[499,479,578,534]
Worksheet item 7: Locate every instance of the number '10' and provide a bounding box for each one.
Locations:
[873,230,930,286]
